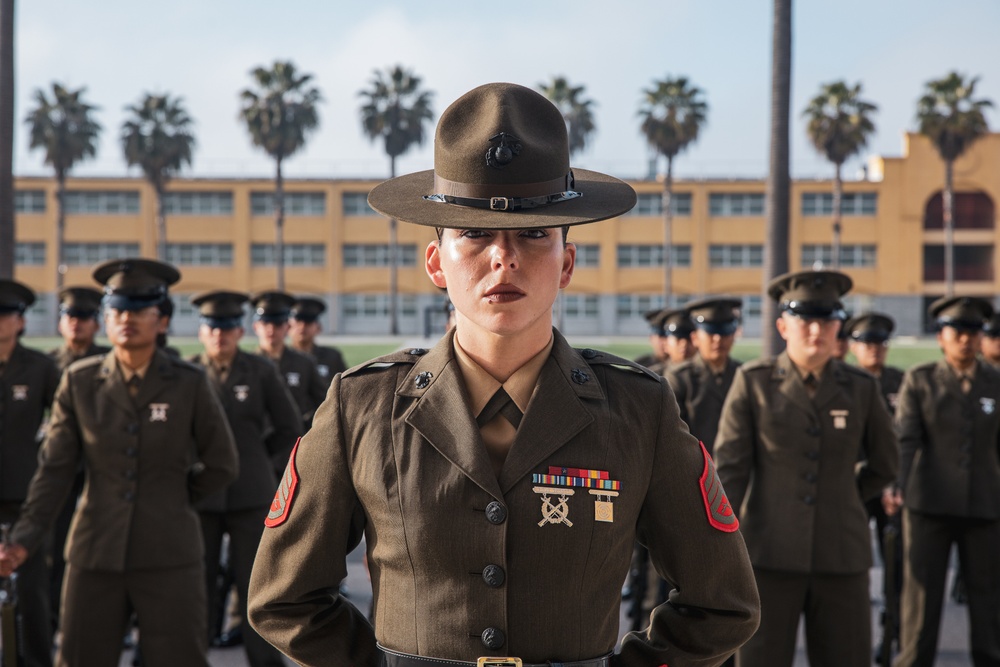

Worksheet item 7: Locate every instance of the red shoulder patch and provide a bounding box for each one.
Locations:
[698,442,739,533]
[265,438,301,528]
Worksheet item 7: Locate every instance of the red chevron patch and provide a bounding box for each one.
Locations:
[265,438,301,528]
[699,442,738,533]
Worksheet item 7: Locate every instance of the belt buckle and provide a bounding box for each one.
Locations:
[477,659,522,667]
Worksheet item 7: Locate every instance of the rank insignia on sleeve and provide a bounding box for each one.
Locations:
[265,438,301,528]
[699,443,738,533]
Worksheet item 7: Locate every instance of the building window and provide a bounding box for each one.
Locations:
[343,244,417,267]
[15,242,46,265]
[742,295,762,319]
[801,244,876,269]
[617,244,691,268]
[709,193,765,217]
[342,293,417,318]
[616,294,684,320]
[64,191,140,215]
[165,243,233,266]
[64,243,141,265]
[250,192,326,216]
[625,192,692,216]
[923,191,995,230]
[162,192,234,215]
[15,190,46,213]
[562,294,600,318]
[801,192,877,216]
[923,245,994,282]
[574,244,600,268]
[709,244,763,267]
[250,244,325,266]
[342,192,379,216]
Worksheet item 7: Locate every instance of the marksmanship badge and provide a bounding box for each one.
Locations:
[149,403,169,422]
[234,385,250,402]
[981,397,996,415]
[532,466,621,528]
[286,372,301,387]
[11,385,28,401]
[532,487,575,527]
[830,409,849,430]
[590,490,619,523]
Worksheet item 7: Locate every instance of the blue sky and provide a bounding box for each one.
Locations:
[13,0,1000,181]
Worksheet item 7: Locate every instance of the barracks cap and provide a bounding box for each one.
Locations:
[929,296,993,332]
[0,279,35,314]
[191,290,248,330]
[844,312,895,344]
[650,308,695,338]
[767,270,852,321]
[685,296,742,336]
[368,82,637,229]
[290,297,326,323]
[92,258,180,312]
[251,291,296,324]
[58,286,103,318]
[837,312,853,340]
[984,312,1000,338]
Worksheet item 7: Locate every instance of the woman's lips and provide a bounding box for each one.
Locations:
[484,285,525,304]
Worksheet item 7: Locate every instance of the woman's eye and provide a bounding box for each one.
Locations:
[520,229,548,239]
[459,230,489,239]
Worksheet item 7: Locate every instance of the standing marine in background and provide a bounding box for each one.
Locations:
[289,296,348,388]
[647,307,696,375]
[981,312,1000,367]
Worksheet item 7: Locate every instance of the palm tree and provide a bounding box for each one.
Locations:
[539,76,597,157]
[240,60,321,291]
[121,93,195,262]
[0,0,14,279]
[916,72,992,297]
[638,76,707,305]
[359,65,434,335]
[803,81,877,269]
[25,82,101,291]
[762,0,792,356]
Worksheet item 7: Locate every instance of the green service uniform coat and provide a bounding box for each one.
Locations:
[258,347,326,427]
[48,343,111,374]
[306,344,348,388]
[877,365,904,415]
[714,352,898,574]
[248,330,759,667]
[13,349,239,570]
[666,355,741,454]
[894,359,1000,665]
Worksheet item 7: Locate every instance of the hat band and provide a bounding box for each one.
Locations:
[102,292,165,312]
[0,303,25,315]
[694,320,740,336]
[61,306,99,319]
[936,317,984,332]
[425,172,581,213]
[781,301,847,321]
[200,315,244,330]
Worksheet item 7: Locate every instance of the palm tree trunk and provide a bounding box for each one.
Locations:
[662,155,674,305]
[762,0,792,356]
[943,159,954,297]
[832,162,842,269]
[275,156,285,291]
[0,0,14,280]
[388,155,399,336]
[155,184,167,262]
[55,171,66,292]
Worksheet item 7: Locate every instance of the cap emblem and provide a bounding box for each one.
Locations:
[486,132,521,169]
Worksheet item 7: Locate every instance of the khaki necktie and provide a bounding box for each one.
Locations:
[127,374,142,398]
[477,387,523,429]
[961,374,973,395]
[803,373,819,399]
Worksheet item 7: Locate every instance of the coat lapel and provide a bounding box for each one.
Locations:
[97,352,135,415]
[134,349,176,407]
[399,332,502,499]
[498,335,600,494]
[773,352,815,415]
[813,360,850,409]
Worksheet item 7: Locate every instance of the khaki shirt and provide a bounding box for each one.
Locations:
[248,329,759,666]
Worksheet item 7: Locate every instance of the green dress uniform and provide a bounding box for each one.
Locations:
[714,352,898,666]
[0,336,60,667]
[894,357,1000,665]
[247,330,760,667]
[666,356,741,454]
[308,344,347,387]
[49,342,110,374]
[258,346,326,427]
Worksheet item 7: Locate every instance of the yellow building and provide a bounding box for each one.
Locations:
[13,132,1000,337]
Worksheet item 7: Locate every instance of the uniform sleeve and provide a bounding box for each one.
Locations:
[261,362,303,473]
[12,372,82,555]
[664,368,689,427]
[617,379,760,667]
[43,355,60,409]
[856,376,898,501]
[188,371,239,502]
[713,367,755,514]
[893,369,924,495]
[247,373,376,667]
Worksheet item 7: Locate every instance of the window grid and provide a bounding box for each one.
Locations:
[165,243,234,266]
[15,190,46,213]
[616,294,667,320]
[709,193,765,217]
[709,244,764,268]
[574,244,600,268]
[15,242,46,265]
[617,244,691,268]
[801,192,877,216]
[64,191,140,215]
[562,294,600,318]
[64,243,141,265]
[342,192,379,216]
[162,192,234,215]
[250,244,325,266]
[800,244,877,268]
[342,294,417,318]
[625,192,692,217]
[343,244,417,267]
[250,192,326,216]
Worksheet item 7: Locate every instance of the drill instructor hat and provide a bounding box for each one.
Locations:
[368,82,637,229]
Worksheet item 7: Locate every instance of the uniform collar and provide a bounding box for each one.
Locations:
[452,335,553,416]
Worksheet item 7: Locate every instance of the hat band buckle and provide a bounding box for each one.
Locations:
[477,659,522,667]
